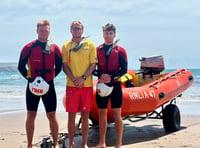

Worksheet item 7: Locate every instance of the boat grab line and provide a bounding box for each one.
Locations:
[149,69,186,89]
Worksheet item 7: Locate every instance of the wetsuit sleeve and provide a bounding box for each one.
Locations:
[18,54,28,79]
[111,48,128,80]
[18,45,32,80]
[92,47,101,77]
[93,69,102,77]
[54,45,62,77]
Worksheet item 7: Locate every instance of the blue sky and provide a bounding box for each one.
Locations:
[0,0,200,69]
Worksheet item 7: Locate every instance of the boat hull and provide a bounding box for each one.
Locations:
[90,69,194,122]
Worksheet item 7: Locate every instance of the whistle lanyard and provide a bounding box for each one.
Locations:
[68,41,73,63]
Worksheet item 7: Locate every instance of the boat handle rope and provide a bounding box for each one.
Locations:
[149,69,186,89]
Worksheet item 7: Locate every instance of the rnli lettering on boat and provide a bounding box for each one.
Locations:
[31,88,43,94]
[128,90,156,100]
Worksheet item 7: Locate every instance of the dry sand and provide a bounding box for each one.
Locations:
[0,111,67,148]
[0,111,200,148]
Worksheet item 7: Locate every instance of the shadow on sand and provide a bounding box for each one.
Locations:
[61,121,187,148]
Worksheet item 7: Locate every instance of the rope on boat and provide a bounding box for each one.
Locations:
[149,69,186,89]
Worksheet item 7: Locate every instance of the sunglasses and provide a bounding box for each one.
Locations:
[71,27,82,31]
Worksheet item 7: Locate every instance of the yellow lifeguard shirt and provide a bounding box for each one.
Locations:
[62,40,97,87]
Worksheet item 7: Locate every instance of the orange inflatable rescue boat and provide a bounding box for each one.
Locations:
[89,56,194,132]
[62,56,194,132]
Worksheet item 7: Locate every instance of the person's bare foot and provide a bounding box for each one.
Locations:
[94,144,106,148]
[67,143,74,148]
[82,144,89,148]
[114,144,121,148]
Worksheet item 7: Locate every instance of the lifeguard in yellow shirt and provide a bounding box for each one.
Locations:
[62,21,97,148]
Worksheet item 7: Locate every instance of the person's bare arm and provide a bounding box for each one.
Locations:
[63,62,75,82]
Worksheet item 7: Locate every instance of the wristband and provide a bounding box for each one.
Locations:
[82,75,86,80]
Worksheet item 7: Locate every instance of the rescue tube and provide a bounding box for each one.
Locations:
[90,69,194,122]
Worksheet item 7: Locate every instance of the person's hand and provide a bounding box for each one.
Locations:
[100,73,111,83]
[98,79,104,83]
[73,77,84,88]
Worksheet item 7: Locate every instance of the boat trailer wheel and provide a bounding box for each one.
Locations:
[163,104,181,132]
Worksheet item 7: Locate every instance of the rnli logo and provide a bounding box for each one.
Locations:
[31,88,44,94]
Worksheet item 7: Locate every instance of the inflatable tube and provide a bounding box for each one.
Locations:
[90,69,194,122]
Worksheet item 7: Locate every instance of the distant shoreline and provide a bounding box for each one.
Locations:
[0,62,18,66]
[0,63,18,72]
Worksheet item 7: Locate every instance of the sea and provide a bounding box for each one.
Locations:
[0,63,200,115]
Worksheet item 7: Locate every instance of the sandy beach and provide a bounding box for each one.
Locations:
[0,110,200,148]
[0,111,68,148]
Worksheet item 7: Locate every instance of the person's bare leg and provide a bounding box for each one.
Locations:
[68,112,76,148]
[26,111,37,148]
[112,108,123,148]
[95,109,107,148]
[46,111,59,148]
[81,111,89,148]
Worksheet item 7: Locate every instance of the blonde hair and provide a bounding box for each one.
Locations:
[37,20,50,28]
[70,21,84,29]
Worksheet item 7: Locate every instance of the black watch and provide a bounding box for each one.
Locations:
[82,75,86,80]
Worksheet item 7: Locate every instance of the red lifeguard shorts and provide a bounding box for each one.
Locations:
[65,86,93,112]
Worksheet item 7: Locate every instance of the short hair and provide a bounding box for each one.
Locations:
[70,21,84,29]
[37,20,50,28]
[102,23,116,33]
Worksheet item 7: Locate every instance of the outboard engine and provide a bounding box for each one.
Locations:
[139,55,165,75]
